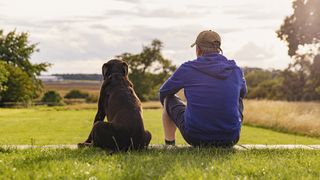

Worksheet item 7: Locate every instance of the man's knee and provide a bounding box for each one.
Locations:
[163,95,175,114]
[163,96,169,109]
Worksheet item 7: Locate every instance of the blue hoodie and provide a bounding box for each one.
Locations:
[159,53,247,142]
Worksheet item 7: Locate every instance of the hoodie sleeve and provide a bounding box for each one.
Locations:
[159,65,185,105]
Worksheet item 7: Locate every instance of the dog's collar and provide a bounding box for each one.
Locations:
[107,73,123,79]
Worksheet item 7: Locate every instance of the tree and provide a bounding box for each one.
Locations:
[0,64,38,104]
[116,39,176,101]
[0,30,49,77]
[277,0,320,57]
[42,91,63,106]
[0,29,50,104]
[308,54,320,99]
[243,67,284,100]
[277,0,320,101]
[248,79,283,100]
[0,61,9,101]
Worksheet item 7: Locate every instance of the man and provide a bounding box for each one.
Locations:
[159,30,247,147]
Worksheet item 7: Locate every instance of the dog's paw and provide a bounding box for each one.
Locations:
[77,142,92,148]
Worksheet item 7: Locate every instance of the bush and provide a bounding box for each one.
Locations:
[42,91,63,106]
[0,64,40,105]
[85,94,99,103]
[64,90,89,99]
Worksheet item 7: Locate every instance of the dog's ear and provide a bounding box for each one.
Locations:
[102,63,110,80]
[122,62,129,76]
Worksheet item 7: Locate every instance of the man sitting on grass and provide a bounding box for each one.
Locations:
[159,30,247,147]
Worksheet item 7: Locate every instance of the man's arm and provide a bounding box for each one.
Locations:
[240,71,247,99]
[159,65,185,105]
[239,70,247,122]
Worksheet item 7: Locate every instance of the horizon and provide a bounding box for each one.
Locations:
[1,0,293,74]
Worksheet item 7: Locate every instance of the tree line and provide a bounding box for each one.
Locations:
[53,74,102,81]
[244,64,320,101]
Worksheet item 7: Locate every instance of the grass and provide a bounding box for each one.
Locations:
[0,148,319,179]
[0,106,320,145]
[1,103,320,178]
[244,100,320,137]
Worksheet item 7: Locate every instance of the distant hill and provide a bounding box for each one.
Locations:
[53,74,103,81]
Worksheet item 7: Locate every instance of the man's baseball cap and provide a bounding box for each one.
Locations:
[191,30,222,52]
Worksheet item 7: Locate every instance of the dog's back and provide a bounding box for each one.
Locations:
[94,72,151,151]
[80,59,152,151]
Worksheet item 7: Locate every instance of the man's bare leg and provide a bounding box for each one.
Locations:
[162,98,177,144]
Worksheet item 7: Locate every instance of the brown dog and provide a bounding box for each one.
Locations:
[78,59,152,151]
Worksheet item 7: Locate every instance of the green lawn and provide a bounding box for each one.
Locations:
[0,107,320,145]
[0,148,319,179]
[1,106,320,179]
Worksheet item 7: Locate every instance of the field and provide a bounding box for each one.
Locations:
[245,100,320,137]
[43,81,320,138]
[1,105,320,179]
[43,80,101,96]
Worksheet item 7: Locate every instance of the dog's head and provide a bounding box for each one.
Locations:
[102,59,129,80]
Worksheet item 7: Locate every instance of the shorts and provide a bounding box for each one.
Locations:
[165,95,240,147]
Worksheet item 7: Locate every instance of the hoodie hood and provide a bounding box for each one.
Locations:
[188,53,238,79]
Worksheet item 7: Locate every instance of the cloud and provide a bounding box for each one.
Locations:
[221,0,292,22]
[1,0,293,73]
[32,28,125,62]
[42,16,109,24]
[104,8,207,19]
[233,42,275,66]
[47,59,107,74]
[0,16,110,32]
[90,24,110,31]
[116,0,140,4]
[236,12,281,20]
[28,22,254,72]
[223,8,278,21]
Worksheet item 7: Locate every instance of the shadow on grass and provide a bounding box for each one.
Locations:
[2,146,319,179]
[0,146,237,170]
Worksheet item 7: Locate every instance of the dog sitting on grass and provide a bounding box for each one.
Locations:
[78,59,152,151]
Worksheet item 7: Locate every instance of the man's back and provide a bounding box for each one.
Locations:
[160,53,246,142]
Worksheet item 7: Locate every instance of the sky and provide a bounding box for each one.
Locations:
[0,0,294,74]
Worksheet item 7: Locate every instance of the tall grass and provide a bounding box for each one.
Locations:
[244,100,320,137]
